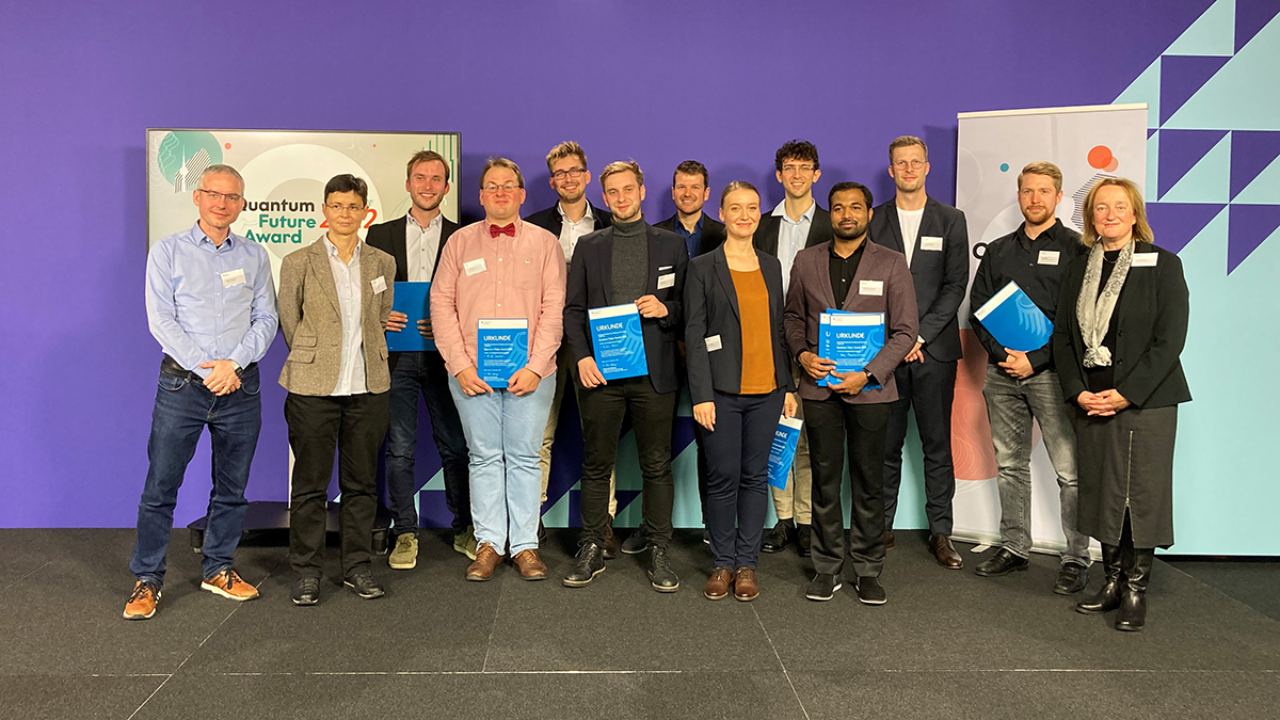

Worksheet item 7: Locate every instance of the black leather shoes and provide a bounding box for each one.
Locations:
[647,545,679,593]
[291,577,320,606]
[603,524,619,560]
[804,573,842,601]
[621,526,649,555]
[344,572,385,599]
[930,534,964,569]
[974,548,1029,577]
[1115,548,1153,632]
[1053,563,1090,595]
[853,576,887,605]
[796,523,812,557]
[1077,543,1123,614]
[761,519,793,553]
[562,542,606,588]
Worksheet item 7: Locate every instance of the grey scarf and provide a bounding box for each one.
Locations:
[1077,240,1133,368]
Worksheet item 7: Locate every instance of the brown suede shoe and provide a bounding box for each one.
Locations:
[123,580,160,620]
[734,567,759,601]
[466,543,504,581]
[512,549,548,581]
[930,534,964,570]
[704,567,734,601]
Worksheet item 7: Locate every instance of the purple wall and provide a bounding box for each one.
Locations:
[0,0,1209,527]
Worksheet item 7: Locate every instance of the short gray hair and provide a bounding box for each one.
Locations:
[199,164,245,194]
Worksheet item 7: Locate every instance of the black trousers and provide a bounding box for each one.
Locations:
[701,389,784,569]
[806,397,890,578]
[285,392,389,579]
[579,377,677,548]
[883,356,957,535]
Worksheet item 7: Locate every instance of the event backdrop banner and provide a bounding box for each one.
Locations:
[952,104,1148,553]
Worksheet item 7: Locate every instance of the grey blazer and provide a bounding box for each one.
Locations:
[277,239,397,396]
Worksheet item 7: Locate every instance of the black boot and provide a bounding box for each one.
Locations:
[1076,543,1123,614]
[1115,548,1154,632]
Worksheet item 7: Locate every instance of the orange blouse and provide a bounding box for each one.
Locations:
[730,268,777,395]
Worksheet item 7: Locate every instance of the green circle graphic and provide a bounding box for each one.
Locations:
[156,131,224,188]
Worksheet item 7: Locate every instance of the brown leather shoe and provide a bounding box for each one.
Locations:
[704,567,734,600]
[734,567,759,601]
[201,568,260,601]
[930,534,964,569]
[512,549,548,580]
[466,543,504,581]
[123,580,160,620]
[885,530,896,549]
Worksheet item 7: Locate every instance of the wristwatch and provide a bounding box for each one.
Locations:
[229,360,243,377]
[865,370,878,386]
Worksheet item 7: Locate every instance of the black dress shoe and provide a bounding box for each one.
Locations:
[885,529,896,549]
[761,519,793,553]
[291,577,320,606]
[344,572,385,599]
[1053,563,1090,595]
[804,573,842,601]
[702,528,710,545]
[796,523,812,558]
[621,526,649,555]
[974,548,1029,577]
[562,542,606,588]
[647,546,679,593]
[853,576,887,605]
[603,524,619,560]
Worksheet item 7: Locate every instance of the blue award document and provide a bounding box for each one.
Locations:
[588,304,648,381]
[386,282,435,352]
[973,280,1052,352]
[767,416,805,490]
[817,311,885,390]
[476,318,529,389]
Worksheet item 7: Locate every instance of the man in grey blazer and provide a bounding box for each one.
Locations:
[278,174,397,606]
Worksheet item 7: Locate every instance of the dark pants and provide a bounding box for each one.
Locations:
[386,351,471,536]
[286,392,389,579]
[579,377,677,548]
[883,356,957,535]
[806,397,890,578]
[701,389,784,569]
[130,366,262,585]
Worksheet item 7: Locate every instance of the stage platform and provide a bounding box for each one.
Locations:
[2,528,1277,720]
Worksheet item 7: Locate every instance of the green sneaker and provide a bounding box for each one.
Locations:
[453,526,478,560]
[388,533,418,570]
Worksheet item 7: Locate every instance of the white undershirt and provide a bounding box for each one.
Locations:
[898,207,924,268]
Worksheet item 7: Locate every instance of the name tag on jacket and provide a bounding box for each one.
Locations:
[371,276,387,294]
[1038,250,1060,265]
[657,273,675,289]
[705,335,723,352]
[920,236,943,251]
[464,258,487,276]
[859,280,884,296]
[1132,253,1158,267]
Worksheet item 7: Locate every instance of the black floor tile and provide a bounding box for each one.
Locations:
[1166,559,1280,622]
[4,674,167,720]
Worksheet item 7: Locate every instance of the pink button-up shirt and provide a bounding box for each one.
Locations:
[431,219,566,379]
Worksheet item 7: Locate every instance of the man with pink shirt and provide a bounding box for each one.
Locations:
[431,157,566,582]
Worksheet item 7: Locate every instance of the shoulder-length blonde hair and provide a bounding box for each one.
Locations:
[1080,177,1153,248]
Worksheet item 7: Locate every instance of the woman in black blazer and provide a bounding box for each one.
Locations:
[685,181,797,602]
[1053,178,1191,632]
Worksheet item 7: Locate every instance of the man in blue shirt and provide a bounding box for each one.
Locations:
[125,164,278,621]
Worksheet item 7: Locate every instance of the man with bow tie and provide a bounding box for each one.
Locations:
[430,158,567,582]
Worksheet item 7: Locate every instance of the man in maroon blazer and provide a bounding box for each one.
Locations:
[783,182,918,605]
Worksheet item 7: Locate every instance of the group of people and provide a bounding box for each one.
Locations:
[126,136,1190,634]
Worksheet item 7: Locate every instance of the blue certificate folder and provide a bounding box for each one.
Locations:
[476,318,529,388]
[386,282,436,352]
[767,416,805,490]
[973,280,1052,352]
[817,311,884,390]
[588,304,648,381]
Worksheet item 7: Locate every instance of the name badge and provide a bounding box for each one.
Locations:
[464,258,487,276]
[657,273,675,289]
[920,236,943,251]
[705,335,723,352]
[1038,250,1060,266]
[220,268,246,288]
[859,279,884,296]
[371,276,387,294]
[1132,253,1158,267]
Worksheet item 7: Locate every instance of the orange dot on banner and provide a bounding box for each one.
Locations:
[1087,145,1113,169]
[224,143,231,149]
[1104,158,1119,173]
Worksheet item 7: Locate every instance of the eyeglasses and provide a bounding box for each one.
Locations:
[483,182,521,194]
[325,203,367,214]
[893,159,926,170]
[781,164,815,175]
[551,168,586,181]
[197,189,243,203]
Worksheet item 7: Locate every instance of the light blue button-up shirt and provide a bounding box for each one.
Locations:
[322,235,367,396]
[773,199,815,295]
[145,222,279,379]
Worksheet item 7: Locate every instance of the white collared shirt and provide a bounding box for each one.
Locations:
[321,235,367,396]
[557,202,595,263]
[773,198,816,295]
[405,212,443,282]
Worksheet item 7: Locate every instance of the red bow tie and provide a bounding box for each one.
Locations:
[489,223,516,238]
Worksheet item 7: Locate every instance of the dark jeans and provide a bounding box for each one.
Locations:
[130,366,263,585]
[884,356,957,535]
[700,389,784,569]
[386,351,471,536]
[579,377,677,548]
[806,397,890,578]
[285,391,389,579]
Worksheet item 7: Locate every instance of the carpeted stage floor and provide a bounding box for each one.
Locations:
[2,528,1277,720]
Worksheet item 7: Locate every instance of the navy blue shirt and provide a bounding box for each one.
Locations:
[670,213,705,258]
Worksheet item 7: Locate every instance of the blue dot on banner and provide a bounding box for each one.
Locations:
[999,163,1010,172]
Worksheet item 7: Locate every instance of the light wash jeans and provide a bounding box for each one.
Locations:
[449,372,557,557]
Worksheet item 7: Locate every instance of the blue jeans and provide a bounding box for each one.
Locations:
[386,352,471,535]
[448,372,557,556]
[130,366,262,585]
[983,365,1090,567]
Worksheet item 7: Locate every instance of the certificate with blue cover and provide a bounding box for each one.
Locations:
[817,311,885,390]
[767,416,805,490]
[973,280,1052,352]
[476,318,529,388]
[386,282,435,352]
[588,304,648,381]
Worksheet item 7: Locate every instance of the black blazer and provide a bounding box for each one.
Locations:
[365,213,459,368]
[524,200,612,238]
[563,224,688,395]
[752,203,834,257]
[684,246,796,405]
[868,196,969,362]
[653,213,727,256]
[1052,243,1191,409]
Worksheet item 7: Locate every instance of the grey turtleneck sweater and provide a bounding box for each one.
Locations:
[610,217,649,304]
